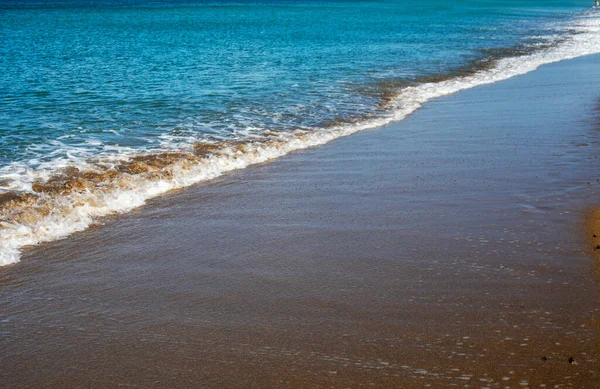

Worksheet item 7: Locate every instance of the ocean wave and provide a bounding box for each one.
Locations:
[1,9,599,266]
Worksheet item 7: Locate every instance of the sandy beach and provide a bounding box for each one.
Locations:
[2,54,600,388]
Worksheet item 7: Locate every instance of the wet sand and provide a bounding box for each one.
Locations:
[2,55,600,388]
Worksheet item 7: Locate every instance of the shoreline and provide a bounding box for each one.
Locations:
[1,54,600,387]
[2,8,600,266]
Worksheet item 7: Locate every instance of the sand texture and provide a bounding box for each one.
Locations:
[2,55,600,388]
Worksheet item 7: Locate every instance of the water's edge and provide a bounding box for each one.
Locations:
[1,8,599,266]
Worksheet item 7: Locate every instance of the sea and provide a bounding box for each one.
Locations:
[1,0,599,266]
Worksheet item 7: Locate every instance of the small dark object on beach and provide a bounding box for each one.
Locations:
[595,245,600,250]
[541,356,547,361]
[593,234,598,238]
[568,357,577,365]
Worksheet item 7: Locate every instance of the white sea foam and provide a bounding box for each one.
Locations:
[1,10,600,266]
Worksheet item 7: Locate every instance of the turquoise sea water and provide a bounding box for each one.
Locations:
[0,0,592,165]
[1,0,599,265]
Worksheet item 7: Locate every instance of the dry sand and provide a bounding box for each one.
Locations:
[2,55,600,388]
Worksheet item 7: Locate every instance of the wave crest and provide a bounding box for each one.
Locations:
[2,9,600,266]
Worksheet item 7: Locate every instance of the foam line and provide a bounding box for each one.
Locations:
[1,10,599,266]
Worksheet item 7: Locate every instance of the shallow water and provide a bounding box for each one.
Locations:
[1,0,600,264]
[1,53,599,388]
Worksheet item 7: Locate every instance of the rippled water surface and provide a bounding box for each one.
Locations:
[0,0,590,164]
[1,0,599,265]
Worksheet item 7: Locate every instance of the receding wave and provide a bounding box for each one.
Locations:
[1,9,600,266]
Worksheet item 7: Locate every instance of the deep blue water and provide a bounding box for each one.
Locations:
[0,0,591,167]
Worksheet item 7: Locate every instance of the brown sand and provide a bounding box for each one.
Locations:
[2,55,600,388]
[585,209,600,278]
